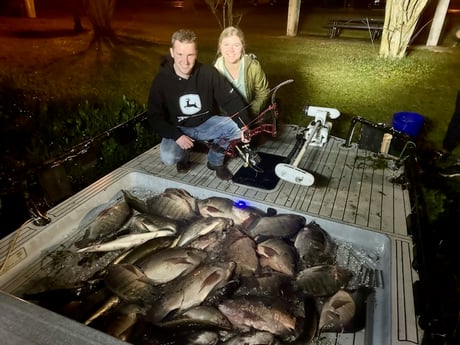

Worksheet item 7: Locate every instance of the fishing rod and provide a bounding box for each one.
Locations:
[1,111,149,225]
[46,111,148,169]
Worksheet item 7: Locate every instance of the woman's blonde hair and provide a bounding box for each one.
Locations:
[217,26,246,56]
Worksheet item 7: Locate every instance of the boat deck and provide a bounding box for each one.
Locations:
[0,124,422,345]
[126,124,411,237]
[122,124,421,344]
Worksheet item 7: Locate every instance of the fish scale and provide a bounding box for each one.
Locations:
[147,261,236,323]
[75,201,133,249]
[147,191,199,221]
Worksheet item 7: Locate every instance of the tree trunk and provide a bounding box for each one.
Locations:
[24,0,36,18]
[286,0,301,36]
[379,0,430,58]
[83,0,117,47]
[426,0,450,46]
[67,0,84,33]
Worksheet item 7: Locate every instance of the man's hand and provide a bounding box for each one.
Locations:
[176,135,195,149]
[241,126,250,143]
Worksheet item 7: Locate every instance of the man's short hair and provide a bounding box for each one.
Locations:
[171,29,197,47]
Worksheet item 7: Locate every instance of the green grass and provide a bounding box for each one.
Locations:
[1,5,460,157]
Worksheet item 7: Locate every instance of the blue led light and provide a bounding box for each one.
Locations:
[234,200,247,208]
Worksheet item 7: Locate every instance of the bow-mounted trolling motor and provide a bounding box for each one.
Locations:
[275,105,341,186]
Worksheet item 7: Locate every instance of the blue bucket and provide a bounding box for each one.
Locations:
[392,111,425,138]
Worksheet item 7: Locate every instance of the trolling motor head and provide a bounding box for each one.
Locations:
[305,105,341,120]
[304,105,341,147]
[275,105,341,186]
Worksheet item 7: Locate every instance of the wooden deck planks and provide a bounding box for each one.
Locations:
[393,238,421,344]
[127,124,412,237]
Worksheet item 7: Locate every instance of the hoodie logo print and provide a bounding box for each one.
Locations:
[180,94,202,115]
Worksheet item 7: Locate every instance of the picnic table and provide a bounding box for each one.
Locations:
[325,17,384,42]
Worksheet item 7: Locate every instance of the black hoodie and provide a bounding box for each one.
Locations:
[147,55,250,141]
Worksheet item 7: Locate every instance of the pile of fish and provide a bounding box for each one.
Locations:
[23,187,377,345]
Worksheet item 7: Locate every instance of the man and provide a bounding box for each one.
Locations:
[147,29,250,180]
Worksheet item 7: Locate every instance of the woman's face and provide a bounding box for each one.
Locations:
[220,35,243,64]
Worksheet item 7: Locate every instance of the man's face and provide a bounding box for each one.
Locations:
[170,40,197,78]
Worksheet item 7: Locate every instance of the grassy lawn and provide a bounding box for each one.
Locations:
[1,4,459,148]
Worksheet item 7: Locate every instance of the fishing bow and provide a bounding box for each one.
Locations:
[225,79,294,169]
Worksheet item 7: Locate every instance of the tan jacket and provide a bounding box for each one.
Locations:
[214,53,270,117]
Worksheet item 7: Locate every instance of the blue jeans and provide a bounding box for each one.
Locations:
[160,115,241,166]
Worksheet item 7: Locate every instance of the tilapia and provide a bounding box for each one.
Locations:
[147,190,199,221]
[164,188,198,212]
[122,189,148,214]
[188,229,225,255]
[122,236,176,265]
[318,287,372,332]
[76,230,175,253]
[294,221,337,269]
[157,305,232,330]
[295,264,353,297]
[221,226,260,277]
[147,261,236,323]
[196,196,264,228]
[174,216,233,247]
[91,235,176,278]
[257,238,297,277]
[104,263,157,304]
[128,213,179,234]
[136,247,208,285]
[217,296,304,342]
[233,272,295,298]
[75,201,133,248]
[245,213,306,240]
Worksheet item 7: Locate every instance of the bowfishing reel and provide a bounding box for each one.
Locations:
[235,143,263,172]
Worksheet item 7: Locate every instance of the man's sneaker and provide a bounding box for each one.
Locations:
[207,162,233,180]
[176,160,191,173]
[439,164,460,178]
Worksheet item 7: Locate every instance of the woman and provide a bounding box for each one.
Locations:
[214,26,270,118]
